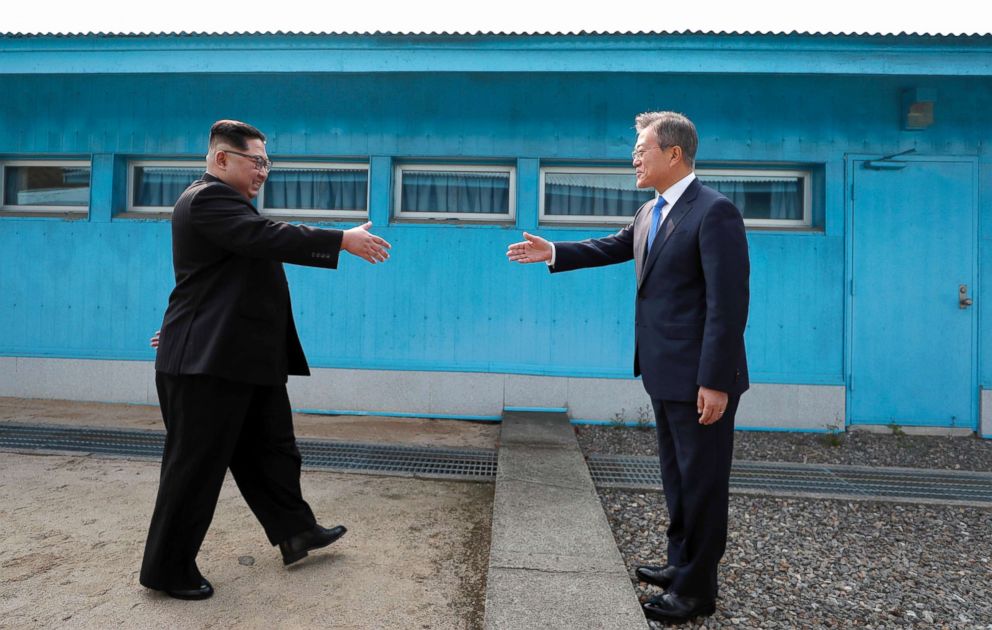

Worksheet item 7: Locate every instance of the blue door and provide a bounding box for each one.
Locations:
[848,157,977,428]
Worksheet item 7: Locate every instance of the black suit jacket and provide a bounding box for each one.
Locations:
[155,173,344,386]
[552,177,750,401]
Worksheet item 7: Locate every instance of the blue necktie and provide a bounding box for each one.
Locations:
[646,195,667,253]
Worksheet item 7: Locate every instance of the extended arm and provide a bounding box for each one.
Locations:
[507,221,637,272]
[189,185,390,267]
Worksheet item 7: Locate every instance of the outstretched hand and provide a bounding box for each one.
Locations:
[150,330,160,349]
[506,232,552,264]
[343,222,391,263]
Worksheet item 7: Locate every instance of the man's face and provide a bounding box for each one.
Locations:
[216,138,269,200]
[632,127,675,192]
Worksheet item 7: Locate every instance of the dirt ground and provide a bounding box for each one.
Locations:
[0,397,497,630]
[0,397,500,449]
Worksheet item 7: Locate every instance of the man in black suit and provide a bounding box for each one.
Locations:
[140,120,391,600]
[507,111,749,623]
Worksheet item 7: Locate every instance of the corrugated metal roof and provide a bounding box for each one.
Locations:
[1,30,990,38]
[5,29,989,78]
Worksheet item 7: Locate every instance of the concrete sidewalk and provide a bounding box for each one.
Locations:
[484,412,646,629]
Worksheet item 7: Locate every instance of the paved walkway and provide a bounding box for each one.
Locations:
[484,411,645,629]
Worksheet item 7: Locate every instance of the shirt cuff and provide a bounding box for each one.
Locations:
[547,242,556,267]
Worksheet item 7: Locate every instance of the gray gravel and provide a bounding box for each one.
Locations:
[579,424,992,628]
[575,425,992,472]
[600,488,992,629]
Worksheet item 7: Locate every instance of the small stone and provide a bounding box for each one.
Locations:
[238,555,255,566]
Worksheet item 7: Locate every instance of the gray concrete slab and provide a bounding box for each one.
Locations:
[484,411,646,630]
[497,411,577,448]
[485,569,648,629]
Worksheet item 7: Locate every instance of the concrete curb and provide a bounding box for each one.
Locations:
[483,411,647,629]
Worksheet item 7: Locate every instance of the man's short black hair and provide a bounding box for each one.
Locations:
[209,120,266,150]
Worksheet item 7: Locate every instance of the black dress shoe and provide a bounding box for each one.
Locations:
[279,524,347,565]
[642,592,716,623]
[635,564,677,589]
[165,578,213,601]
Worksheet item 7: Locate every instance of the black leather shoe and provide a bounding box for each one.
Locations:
[165,578,213,601]
[642,592,716,623]
[635,564,677,589]
[279,524,347,565]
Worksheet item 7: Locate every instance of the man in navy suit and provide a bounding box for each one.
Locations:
[507,111,749,623]
[141,120,391,600]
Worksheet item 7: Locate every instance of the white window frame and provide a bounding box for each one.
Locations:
[696,167,813,228]
[539,165,649,225]
[0,159,91,214]
[394,163,516,222]
[128,160,202,213]
[128,160,371,219]
[258,161,370,219]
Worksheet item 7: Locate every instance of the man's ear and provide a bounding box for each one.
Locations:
[670,145,683,165]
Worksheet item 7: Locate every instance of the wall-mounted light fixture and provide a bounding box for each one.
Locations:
[902,88,935,130]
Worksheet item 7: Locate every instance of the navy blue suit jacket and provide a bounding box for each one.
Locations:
[552,177,750,401]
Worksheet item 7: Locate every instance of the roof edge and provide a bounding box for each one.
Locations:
[1,30,990,38]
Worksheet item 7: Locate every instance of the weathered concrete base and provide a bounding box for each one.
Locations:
[483,411,646,629]
[736,383,846,431]
[849,425,975,437]
[0,357,158,404]
[2,357,849,431]
[982,389,991,439]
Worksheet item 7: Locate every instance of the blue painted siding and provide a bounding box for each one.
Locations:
[1,66,990,396]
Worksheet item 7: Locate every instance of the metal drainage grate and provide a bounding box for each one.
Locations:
[0,423,497,482]
[588,454,992,505]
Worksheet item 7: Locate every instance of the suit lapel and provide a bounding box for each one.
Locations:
[633,199,653,285]
[637,178,702,289]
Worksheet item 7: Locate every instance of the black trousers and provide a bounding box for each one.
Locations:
[651,395,739,599]
[140,372,316,590]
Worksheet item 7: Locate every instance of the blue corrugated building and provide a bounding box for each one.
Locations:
[1,31,990,435]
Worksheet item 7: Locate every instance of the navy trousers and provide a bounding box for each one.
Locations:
[140,372,316,591]
[651,395,739,599]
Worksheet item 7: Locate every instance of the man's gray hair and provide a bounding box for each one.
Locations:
[635,111,698,169]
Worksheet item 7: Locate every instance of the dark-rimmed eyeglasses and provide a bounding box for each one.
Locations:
[223,149,273,172]
[631,144,673,161]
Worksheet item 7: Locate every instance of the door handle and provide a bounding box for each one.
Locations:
[959,284,973,309]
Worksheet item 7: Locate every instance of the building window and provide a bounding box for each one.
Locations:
[395,164,515,221]
[129,161,369,218]
[540,166,651,224]
[259,163,368,219]
[1,161,91,213]
[129,161,202,212]
[697,169,811,228]
[539,165,812,228]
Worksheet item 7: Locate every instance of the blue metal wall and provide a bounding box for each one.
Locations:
[0,71,989,394]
